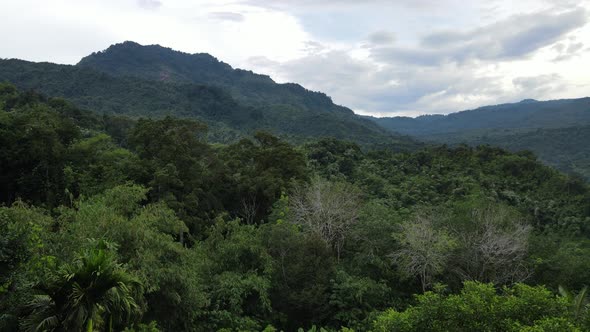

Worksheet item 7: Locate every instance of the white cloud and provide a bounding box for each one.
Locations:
[137,0,162,10]
[0,0,309,65]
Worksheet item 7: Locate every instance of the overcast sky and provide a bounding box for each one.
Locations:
[1,0,589,116]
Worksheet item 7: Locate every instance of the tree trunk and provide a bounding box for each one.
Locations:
[86,317,93,332]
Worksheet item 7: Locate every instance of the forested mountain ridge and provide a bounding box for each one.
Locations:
[370,97,590,135]
[78,41,348,113]
[426,125,590,180]
[0,42,414,147]
[369,98,590,179]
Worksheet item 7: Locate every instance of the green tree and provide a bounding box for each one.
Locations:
[262,222,335,329]
[372,282,574,332]
[558,285,589,321]
[23,240,142,332]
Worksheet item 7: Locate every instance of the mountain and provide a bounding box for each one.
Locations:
[0,42,417,148]
[78,41,346,112]
[370,98,590,136]
[369,98,590,179]
[427,126,590,180]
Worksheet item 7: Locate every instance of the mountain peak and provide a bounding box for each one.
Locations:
[77,41,231,84]
[75,41,359,116]
[518,98,538,103]
[83,40,214,58]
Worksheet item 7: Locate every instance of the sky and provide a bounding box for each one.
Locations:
[1,0,589,117]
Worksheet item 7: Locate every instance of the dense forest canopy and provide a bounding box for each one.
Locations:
[2,84,590,331]
[369,98,590,180]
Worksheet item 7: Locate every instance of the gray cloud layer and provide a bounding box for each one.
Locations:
[371,8,588,66]
[249,6,589,116]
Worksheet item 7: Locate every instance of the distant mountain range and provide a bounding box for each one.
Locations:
[1,41,588,178]
[369,98,590,179]
[369,98,590,135]
[0,41,416,148]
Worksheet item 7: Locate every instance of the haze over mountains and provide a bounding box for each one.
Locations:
[1,41,589,178]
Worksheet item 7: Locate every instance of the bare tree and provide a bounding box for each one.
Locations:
[391,211,457,292]
[289,178,361,261]
[239,194,258,225]
[451,205,532,284]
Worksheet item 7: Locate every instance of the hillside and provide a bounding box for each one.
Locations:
[370,98,590,179]
[0,42,416,147]
[424,126,590,180]
[371,98,590,135]
[2,84,590,331]
[78,41,348,113]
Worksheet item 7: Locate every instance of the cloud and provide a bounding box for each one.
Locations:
[240,0,443,10]
[302,40,327,54]
[371,8,588,66]
[512,74,564,93]
[367,30,395,45]
[552,41,586,61]
[250,50,497,115]
[208,11,245,22]
[137,0,162,10]
[250,37,577,116]
[509,74,568,102]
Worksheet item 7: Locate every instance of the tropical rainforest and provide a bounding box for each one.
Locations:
[1,42,590,332]
[369,98,590,180]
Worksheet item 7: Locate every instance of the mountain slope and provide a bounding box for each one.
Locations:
[428,126,590,180]
[369,98,590,179]
[77,41,351,113]
[370,98,590,136]
[0,43,417,147]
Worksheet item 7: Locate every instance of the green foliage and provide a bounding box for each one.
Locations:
[65,133,141,196]
[0,87,80,206]
[123,321,161,332]
[22,240,142,332]
[371,98,590,180]
[262,222,335,329]
[371,282,572,332]
[329,270,390,328]
[221,131,309,224]
[0,84,589,331]
[530,235,590,290]
[200,217,274,330]
[0,202,53,330]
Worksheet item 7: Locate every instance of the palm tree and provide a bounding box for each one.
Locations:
[559,285,589,320]
[22,240,142,332]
